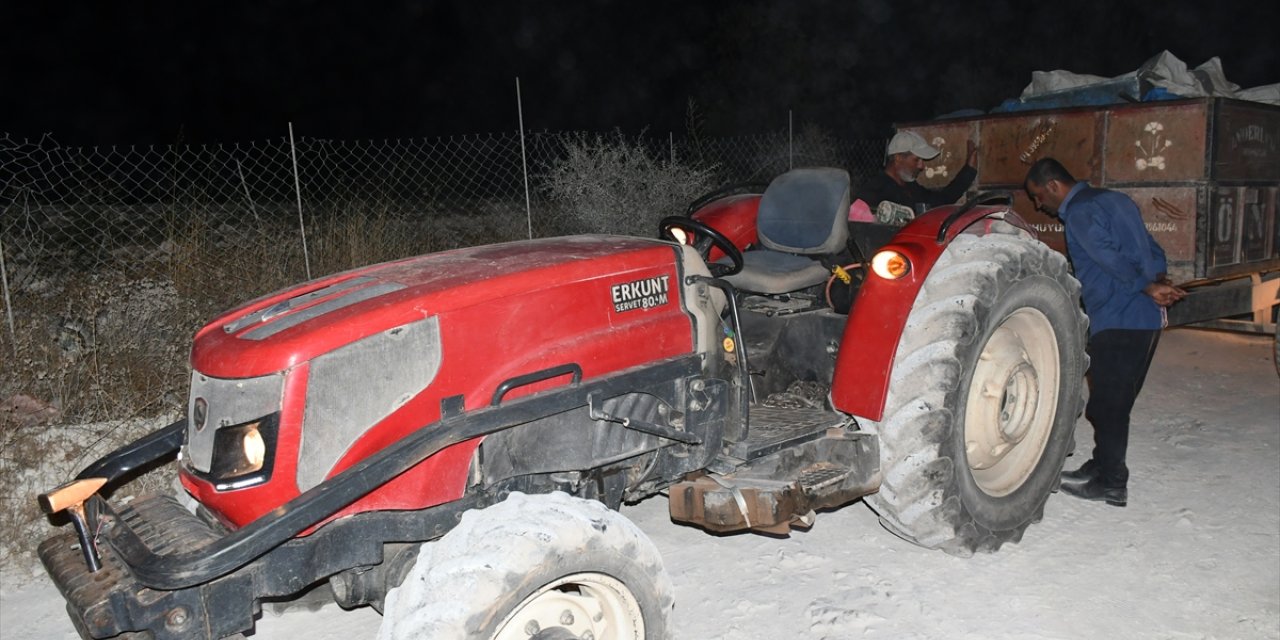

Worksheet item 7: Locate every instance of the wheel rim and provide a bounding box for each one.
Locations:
[964,307,1060,497]
[493,572,644,640]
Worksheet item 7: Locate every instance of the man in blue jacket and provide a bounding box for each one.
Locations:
[1024,158,1186,507]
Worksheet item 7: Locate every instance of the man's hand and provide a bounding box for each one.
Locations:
[966,140,979,167]
[1144,281,1187,307]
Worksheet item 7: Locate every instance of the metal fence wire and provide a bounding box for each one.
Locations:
[0,130,883,415]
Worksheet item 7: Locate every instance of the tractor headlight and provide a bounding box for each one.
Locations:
[206,414,279,489]
[184,370,284,491]
[669,227,690,245]
[242,427,266,468]
[871,250,911,280]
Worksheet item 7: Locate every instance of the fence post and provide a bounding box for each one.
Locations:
[288,123,312,280]
[516,77,533,240]
[235,158,261,223]
[0,192,17,358]
[788,110,794,171]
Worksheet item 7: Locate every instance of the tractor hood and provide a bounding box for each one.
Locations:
[191,235,692,378]
[180,233,720,525]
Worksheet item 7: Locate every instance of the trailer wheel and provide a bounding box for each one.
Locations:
[864,232,1087,556]
[378,492,673,640]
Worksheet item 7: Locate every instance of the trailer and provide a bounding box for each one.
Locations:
[897,97,1280,333]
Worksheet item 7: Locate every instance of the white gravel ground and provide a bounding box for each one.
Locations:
[2,328,1277,640]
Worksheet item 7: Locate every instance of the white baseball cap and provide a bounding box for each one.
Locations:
[886,131,940,160]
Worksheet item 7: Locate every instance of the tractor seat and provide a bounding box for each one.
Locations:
[721,167,850,294]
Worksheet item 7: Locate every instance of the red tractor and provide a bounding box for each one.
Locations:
[38,167,1087,639]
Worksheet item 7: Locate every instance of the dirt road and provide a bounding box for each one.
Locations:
[3,328,1276,639]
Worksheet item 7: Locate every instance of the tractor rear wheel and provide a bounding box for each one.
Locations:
[379,492,673,640]
[1272,329,1278,377]
[863,232,1087,556]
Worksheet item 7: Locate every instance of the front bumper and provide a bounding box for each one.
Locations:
[40,495,246,639]
[38,356,704,639]
[39,492,478,639]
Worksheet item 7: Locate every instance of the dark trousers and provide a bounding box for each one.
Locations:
[1084,328,1161,488]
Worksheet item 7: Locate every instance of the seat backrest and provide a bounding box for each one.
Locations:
[756,167,851,255]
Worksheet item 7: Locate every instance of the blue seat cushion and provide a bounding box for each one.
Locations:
[721,250,830,294]
[756,167,850,255]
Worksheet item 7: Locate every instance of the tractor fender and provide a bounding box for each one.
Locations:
[690,193,761,260]
[831,205,1034,421]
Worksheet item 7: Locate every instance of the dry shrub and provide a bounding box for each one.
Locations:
[0,271,197,571]
[4,275,193,421]
[540,131,719,238]
[166,211,309,314]
[306,202,438,275]
[0,413,177,576]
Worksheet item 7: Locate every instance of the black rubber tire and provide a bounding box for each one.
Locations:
[1273,329,1278,378]
[379,492,673,640]
[862,232,1088,557]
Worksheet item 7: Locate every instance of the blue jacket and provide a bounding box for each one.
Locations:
[1059,183,1167,335]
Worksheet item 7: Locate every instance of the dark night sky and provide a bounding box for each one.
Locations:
[2,1,1276,145]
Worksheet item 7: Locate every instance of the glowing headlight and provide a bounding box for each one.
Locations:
[242,426,266,469]
[871,250,911,280]
[204,415,278,489]
[210,421,265,478]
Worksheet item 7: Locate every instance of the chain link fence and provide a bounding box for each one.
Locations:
[0,129,884,417]
[0,131,882,265]
[0,128,881,562]
[0,130,881,346]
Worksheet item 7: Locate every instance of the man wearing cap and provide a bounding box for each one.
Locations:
[853,131,978,217]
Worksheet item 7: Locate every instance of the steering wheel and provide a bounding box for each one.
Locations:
[658,215,744,277]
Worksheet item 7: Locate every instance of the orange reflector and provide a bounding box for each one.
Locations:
[871,250,911,280]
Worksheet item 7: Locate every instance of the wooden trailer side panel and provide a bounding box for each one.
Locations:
[1104,101,1209,184]
[1213,101,1280,182]
[1209,185,1279,278]
[898,98,1280,283]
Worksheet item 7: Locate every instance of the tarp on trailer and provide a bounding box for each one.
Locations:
[995,51,1279,112]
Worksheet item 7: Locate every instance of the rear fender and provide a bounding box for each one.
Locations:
[831,205,1032,421]
[690,193,761,261]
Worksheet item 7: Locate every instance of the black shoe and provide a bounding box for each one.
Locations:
[1060,477,1127,507]
[1060,459,1099,485]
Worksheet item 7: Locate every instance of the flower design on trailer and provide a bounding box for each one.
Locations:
[1135,121,1173,171]
[924,135,950,179]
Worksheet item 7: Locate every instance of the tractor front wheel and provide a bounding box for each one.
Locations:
[379,492,673,640]
[863,232,1088,556]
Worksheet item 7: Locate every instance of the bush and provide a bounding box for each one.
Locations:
[540,131,719,238]
[0,414,176,575]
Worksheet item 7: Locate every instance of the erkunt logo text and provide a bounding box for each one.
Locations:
[611,275,670,313]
